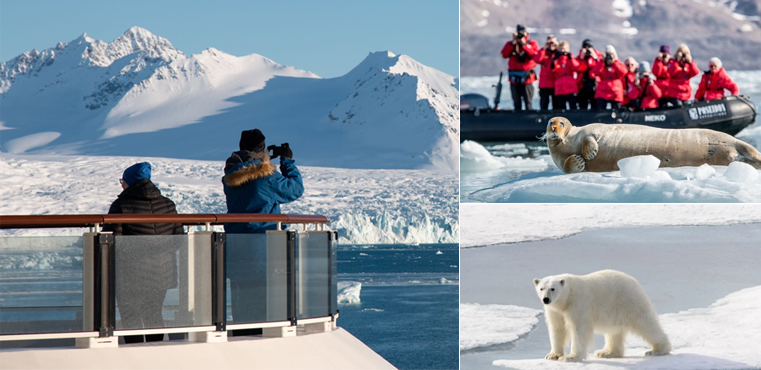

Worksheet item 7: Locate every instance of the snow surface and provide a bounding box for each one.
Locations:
[459,303,541,351]
[460,203,761,248]
[0,27,459,171]
[492,285,761,370]
[337,281,361,304]
[0,154,458,244]
[462,141,761,202]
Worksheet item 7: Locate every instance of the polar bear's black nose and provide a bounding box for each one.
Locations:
[543,297,551,304]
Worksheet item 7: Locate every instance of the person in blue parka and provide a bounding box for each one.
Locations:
[222,129,303,329]
[223,129,303,233]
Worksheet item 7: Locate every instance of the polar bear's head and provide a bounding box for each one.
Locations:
[533,276,568,306]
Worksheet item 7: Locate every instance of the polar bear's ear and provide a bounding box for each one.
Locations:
[560,279,565,286]
[533,278,540,286]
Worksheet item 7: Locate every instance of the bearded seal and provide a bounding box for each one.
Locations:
[543,117,761,173]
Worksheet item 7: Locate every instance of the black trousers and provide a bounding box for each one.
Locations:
[595,98,622,110]
[510,82,534,111]
[658,97,670,108]
[117,286,168,343]
[667,98,684,107]
[539,88,554,110]
[554,94,577,110]
[577,90,597,110]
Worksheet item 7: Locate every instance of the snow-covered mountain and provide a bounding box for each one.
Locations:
[0,27,459,171]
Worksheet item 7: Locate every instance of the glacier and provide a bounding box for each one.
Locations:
[0,154,458,244]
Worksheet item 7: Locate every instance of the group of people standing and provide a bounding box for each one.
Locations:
[501,24,740,111]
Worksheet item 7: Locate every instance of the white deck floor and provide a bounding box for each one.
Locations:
[0,328,395,370]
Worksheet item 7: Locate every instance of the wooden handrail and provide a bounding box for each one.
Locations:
[0,214,330,229]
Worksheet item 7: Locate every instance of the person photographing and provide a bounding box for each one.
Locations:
[500,24,538,111]
[222,129,303,329]
[534,35,558,110]
[222,129,304,233]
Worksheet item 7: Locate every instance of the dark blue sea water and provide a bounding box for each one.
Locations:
[337,244,459,370]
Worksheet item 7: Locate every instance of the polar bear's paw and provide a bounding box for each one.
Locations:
[594,349,623,358]
[559,354,584,362]
[544,353,562,361]
[645,349,669,356]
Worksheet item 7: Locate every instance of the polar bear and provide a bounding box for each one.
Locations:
[533,269,671,362]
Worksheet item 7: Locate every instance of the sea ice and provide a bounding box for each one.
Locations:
[723,161,759,183]
[617,155,660,178]
[337,281,361,304]
[460,141,549,173]
[460,203,761,248]
[694,164,716,180]
[459,303,541,351]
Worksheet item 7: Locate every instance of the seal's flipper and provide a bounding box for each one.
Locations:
[563,154,586,173]
[581,136,599,161]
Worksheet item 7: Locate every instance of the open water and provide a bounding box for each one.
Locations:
[337,243,459,370]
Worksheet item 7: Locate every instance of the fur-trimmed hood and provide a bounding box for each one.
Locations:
[223,150,276,187]
[224,160,276,187]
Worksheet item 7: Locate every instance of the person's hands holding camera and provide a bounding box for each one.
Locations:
[281,145,293,159]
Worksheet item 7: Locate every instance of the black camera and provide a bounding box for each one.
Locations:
[515,30,526,39]
[604,53,614,62]
[585,49,593,56]
[267,142,290,158]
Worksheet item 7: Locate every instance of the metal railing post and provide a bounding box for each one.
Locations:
[93,233,115,337]
[211,232,226,332]
[327,231,334,318]
[286,231,297,326]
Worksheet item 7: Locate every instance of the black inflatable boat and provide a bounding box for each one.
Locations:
[461,94,757,142]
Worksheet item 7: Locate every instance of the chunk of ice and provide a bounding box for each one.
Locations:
[724,162,759,183]
[618,155,661,178]
[695,163,716,180]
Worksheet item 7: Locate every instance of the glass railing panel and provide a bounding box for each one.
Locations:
[295,231,331,319]
[0,236,84,335]
[114,234,211,330]
[225,233,287,324]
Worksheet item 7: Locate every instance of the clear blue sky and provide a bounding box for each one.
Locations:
[0,0,459,78]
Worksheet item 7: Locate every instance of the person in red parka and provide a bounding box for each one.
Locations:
[622,57,639,108]
[551,41,580,110]
[593,45,628,109]
[576,39,601,110]
[534,35,558,110]
[665,44,700,107]
[626,61,662,110]
[500,24,539,111]
[695,57,739,101]
[652,45,673,107]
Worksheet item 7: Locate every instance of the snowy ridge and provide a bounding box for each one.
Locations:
[0,154,458,244]
[492,285,761,369]
[0,28,458,171]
